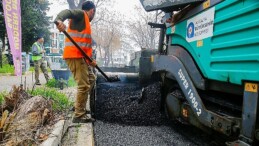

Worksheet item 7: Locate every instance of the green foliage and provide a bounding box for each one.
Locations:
[30,87,72,111]
[0,90,7,105]
[0,0,51,53]
[68,76,77,87]
[46,76,76,88]
[0,64,14,74]
[21,0,51,53]
[1,54,10,65]
[0,55,14,74]
[46,78,56,88]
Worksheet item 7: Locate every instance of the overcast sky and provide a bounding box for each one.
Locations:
[47,1,68,17]
[47,0,142,18]
[113,0,141,14]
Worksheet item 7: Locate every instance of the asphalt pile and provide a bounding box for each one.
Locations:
[95,82,168,126]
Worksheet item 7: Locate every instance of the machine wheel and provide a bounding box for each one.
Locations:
[164,100,172,121]
[164,87,185,123]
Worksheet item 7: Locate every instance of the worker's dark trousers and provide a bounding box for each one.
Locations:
[34,59,49,83]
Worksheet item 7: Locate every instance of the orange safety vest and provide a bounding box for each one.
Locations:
[63,11,92,60]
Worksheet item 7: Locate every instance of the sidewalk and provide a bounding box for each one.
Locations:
[0,71,50,92]
[60,88,95,146]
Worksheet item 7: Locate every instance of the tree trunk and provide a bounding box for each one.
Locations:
[104,50,108,66]
[67,0,85,9]
[111,51,113,67]
[104,48,110,67]
[97,44,102,58]
[67,0,76,9]
[1,37,5,52]
[6,96,51,145]
[107,48,110,67]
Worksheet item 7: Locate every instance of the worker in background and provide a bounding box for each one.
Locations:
[31,35,50,85]
[54,1,96,123]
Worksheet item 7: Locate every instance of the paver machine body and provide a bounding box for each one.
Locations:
[139,0,259,145]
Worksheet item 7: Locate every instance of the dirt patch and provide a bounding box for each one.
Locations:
[60,87,77,146]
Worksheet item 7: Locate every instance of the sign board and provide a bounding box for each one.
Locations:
[186,7,215,42]
[3,0,22,76]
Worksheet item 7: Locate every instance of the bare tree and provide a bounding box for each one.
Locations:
[55,0,151,67]
[92,11,122,66]
[126,6,161,50]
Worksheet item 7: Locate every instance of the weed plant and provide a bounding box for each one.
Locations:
[0,64,14,74]
[46,76,76,88]
[0,55,14,74]
[30,87,72,111]
[0,90,8,105]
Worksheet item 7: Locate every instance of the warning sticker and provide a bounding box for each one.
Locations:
[186,7,215,42]
[245,83,258,93]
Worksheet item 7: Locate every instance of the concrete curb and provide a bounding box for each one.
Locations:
[40,119,71,146]
[76,98,95,146]
[76,122,95,146]
[41,93,95,146]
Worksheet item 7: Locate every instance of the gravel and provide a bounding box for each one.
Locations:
[94,82,221,146]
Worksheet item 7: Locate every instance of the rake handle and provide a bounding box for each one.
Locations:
[54,21,111,82]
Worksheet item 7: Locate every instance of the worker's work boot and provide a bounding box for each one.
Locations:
[70,107,90,114]
[72,114,95,123]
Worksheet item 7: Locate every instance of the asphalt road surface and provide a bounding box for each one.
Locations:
[94,82,225,146]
